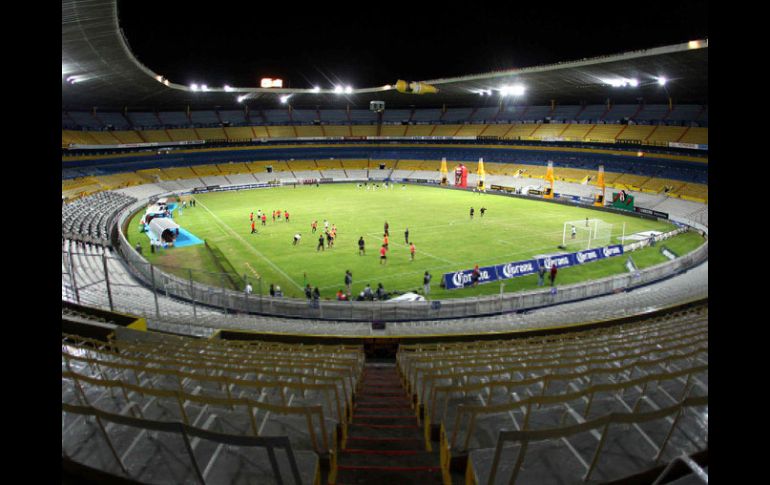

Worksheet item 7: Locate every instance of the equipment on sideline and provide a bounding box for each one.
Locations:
[477,158,486,191]
[544,161,555,199]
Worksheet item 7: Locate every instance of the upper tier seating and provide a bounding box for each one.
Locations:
[158,111,190,126]
[63,106,708,132]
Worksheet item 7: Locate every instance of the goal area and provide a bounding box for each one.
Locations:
[562,219,613,250]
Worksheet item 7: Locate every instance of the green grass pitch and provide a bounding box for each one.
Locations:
[126,183,704,300]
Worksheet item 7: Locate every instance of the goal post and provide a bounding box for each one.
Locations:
[562,219,613,250]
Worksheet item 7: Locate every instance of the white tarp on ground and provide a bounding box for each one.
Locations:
[148,217,179,241]
[386,292,426,302]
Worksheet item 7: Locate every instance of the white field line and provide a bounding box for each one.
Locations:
[196,200,303,291]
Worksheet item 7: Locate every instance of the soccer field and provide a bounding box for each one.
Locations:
[127,183,703,300]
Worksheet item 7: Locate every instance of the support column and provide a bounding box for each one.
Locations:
[102,253,114,312]
[150,264,160,318]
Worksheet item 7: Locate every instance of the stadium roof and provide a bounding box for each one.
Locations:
[62,0,708,111]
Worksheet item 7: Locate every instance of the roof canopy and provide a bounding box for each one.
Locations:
[148,217,179,240]
[63,0,707,110]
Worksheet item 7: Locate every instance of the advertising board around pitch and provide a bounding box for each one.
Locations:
[442,245,624,290]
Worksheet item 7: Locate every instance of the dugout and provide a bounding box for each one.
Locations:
[148,217,180,243]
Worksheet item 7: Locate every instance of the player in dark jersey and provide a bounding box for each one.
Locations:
[358,236,365,255]
[317,235,325,251]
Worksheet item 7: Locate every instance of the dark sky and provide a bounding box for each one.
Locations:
[117,1,707,89]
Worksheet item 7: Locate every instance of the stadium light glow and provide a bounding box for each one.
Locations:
[224,85,234,92]
[312,86,321,93]
[190,83,199,91]
[334,85,344,94]
[280,95,290,104]
[657,76,667,86]
[344,86,353,94]
[688,40,701,49]
[201,84,209,91]
[237,95,247,103]
[499,84,525,96]
[628,78,639,87]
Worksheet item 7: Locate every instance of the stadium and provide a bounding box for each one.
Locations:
[62,1,708,483]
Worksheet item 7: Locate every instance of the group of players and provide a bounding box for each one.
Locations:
[250,210,418,263]
[249,209,290,234]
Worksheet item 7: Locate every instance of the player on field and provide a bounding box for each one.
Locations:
[404,227,409,244]
[324,219,329,231]
[326,230,333,248]
[384,221,389,236]
[358,236,365,255]
[262,213,267,225]
[470,207,475,219]
[409,242,416,261]
[284,210,290,222]
[380,245,387,264]
[251,221,257,234]
[480,207,486,217]
[571,225,577,239]
[471,264,480,287]
[383,234,389,249]
[250,212,254,221]
[272,211,277,222]
[293,233,301,245]
[317,235,325,251]
[344,270,352,294]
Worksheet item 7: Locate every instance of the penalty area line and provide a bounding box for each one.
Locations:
[195,200,303,291]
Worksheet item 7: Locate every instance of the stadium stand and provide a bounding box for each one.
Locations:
[158,111,190,126]
[218,110,248,125]
[62,192,136,244]
[62,329,364,482]
[398,305,707,483]
[62,12,709,481]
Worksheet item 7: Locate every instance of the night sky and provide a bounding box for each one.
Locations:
[117,1,707,89]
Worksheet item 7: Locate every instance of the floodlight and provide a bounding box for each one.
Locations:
[657,76,667,86]
[201,84,209,91]
[628,79,639,87]
[688,40,701,49]
[224,85,233,92]
[334,85,344,94]
[500,84,525,96]
[280,95,290,104]
[190,83,199,91]
[312,86,321,93]
[237,95,246,103]
[345,86,353,94]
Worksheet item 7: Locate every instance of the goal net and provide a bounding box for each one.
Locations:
[562,219,613,250]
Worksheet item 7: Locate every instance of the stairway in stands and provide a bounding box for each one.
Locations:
[335,363,444,485]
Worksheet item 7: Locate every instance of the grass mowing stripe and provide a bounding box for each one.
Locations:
[195,199,304,291]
